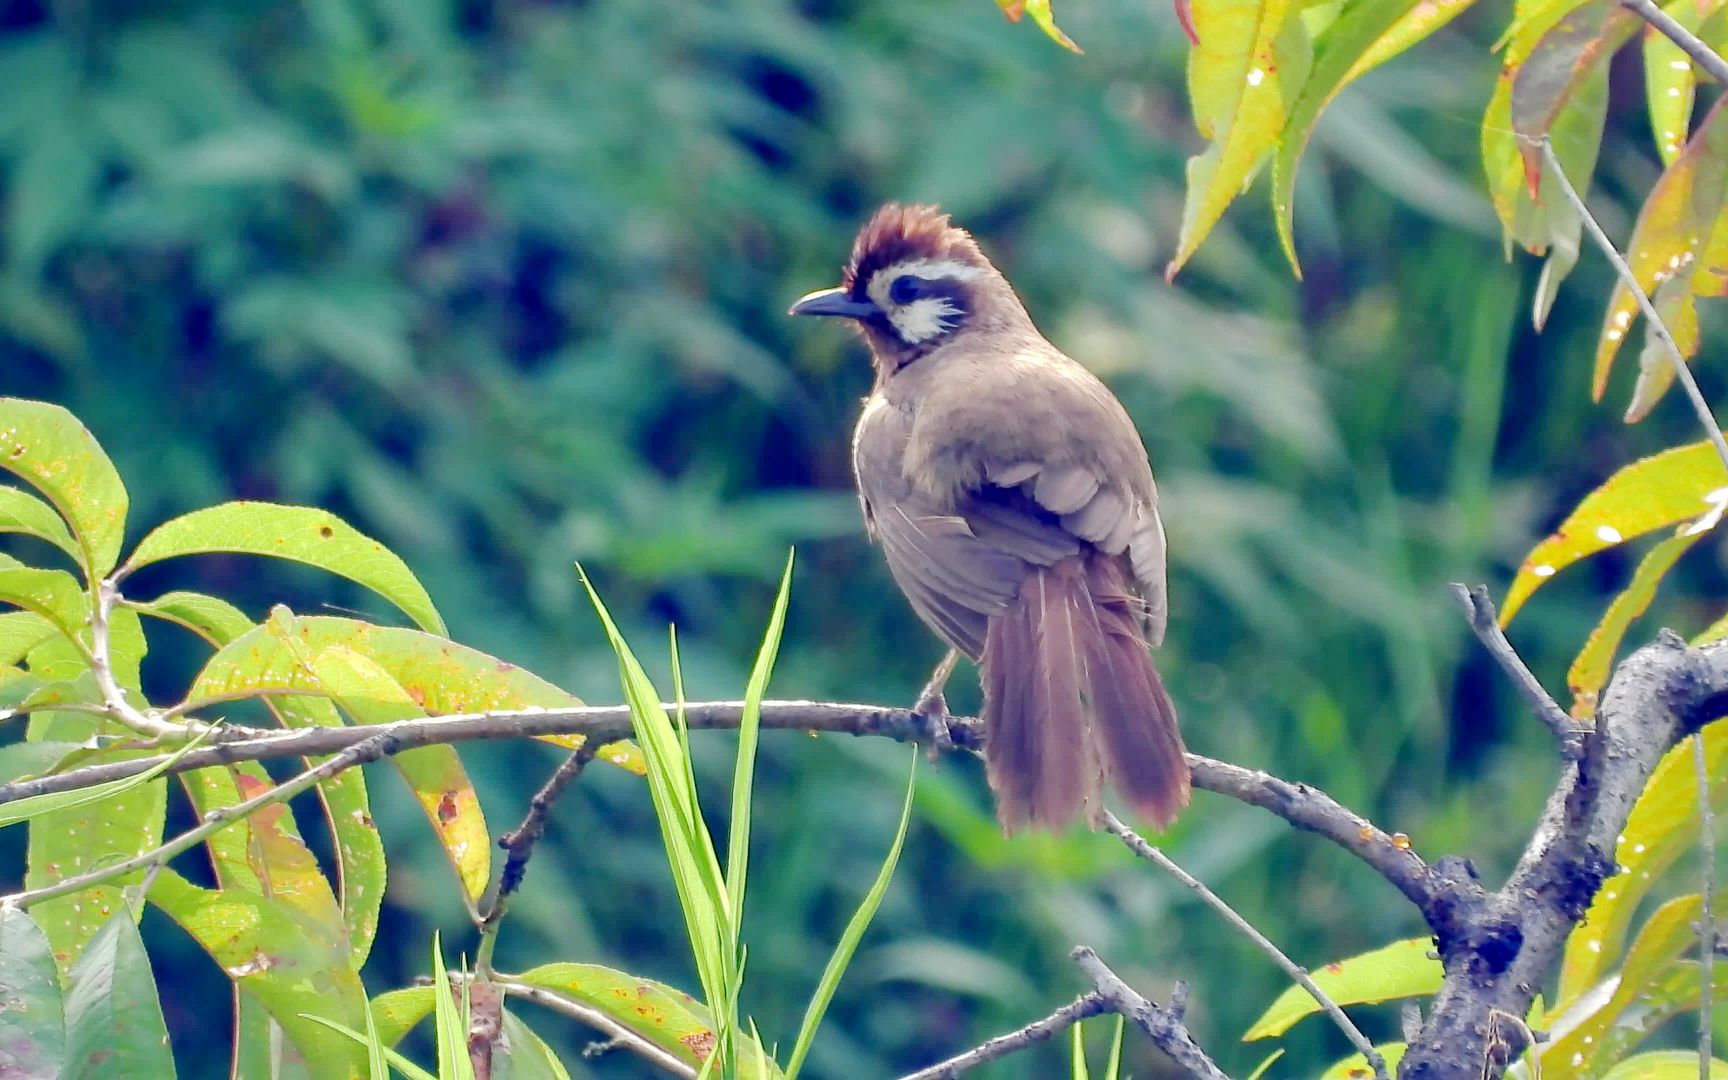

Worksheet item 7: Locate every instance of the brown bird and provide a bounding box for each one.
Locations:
[790,203,1190,833]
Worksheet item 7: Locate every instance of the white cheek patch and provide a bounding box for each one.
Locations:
[888,297,963,343]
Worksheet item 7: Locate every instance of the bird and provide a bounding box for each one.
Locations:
[789,203,1189,833]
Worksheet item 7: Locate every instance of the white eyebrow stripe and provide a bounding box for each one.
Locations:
[890,258,987,281]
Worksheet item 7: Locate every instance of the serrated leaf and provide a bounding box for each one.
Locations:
[1169,0,1305,277]
[187,612,640,772]
[0,399,127,579]
[0,907,66,1078]
[1567,525,1705,719]
[1560,720,1728,1003]
[61,912,173,1080]
[1319,1043,1406,1078]
[1601,1052,1728,1078]
[1243,937,1440,1040]
[1593,95,1728,408]
[1502,441,1728,623]
[1545,895,1719,1073]
[149,869,368,1079]
[123,502,444,635]
[1270,0,1428,273]
[0,485,78,564]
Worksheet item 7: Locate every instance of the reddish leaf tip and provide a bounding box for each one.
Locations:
[1174,0,1200,45]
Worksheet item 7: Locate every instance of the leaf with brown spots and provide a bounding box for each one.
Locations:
[123,501,445,635]
[1501,441,1728,624]
[0,398,128,579]
[1243,937,1439,1040]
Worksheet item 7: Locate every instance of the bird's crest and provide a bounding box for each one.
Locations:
[842,204,988,294]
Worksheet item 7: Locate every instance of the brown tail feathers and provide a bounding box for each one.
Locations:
[979,554,1189,833]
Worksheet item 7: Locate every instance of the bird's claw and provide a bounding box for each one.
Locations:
[913,689,954,764]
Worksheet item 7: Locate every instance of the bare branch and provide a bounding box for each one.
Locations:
[1450,584,1586,747]
[1070,947,1232,1080]
[498,980,698,1079]
[1697,733,1717,1076]
[1619,0,1728,88]
[1100,811,1388,1080]
[895,992,1110,1079]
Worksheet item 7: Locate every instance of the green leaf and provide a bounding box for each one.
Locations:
[429,936,475,1080]
[0,566,89,642]
[1319,1044,1406,1078]
[1168,0,1308,277]
[0,907,66,1077]
[371,986,436,1048]
[511,964,775,1077]
[1103,1015,1124,1080]
[133,590,255,642]
[784,754,916,1080]
[1509,0,1637,192]
[0,610,55,666]
[496,1010,573,1080]
[0,739,83,783]
[1545,894,1720,1073]
[1270,0,1427,272]
[1502,441,1728,623]
[149,869,369,1079]
[301,1014,437,1080]
[123,502,445,635]
[1070,1017,1089,1080]
[0,723,214,828]
[1560,721,1728,1003]
[187,611,640,771]
[0,485,78,564]
[0,399,128,579]
[1567,525,1706,718]
[61,912,173,1080]
[1592,96,1728,411]
[1643,0,1722,165]
[1601,1052,1728,1079]
[727,553,794,932]
[1243,937,1440,1040]
[1245,1049,1285,1080]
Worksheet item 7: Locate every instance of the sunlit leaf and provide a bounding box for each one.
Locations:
[0,566,88,642]
[1319,1043,1406,1078]
[1243,937,1439,1040]
[304,643,490,904]
[1509,0,1637,192]
[186,611,640,771]
[0,486,78,565]
[61,911,173,1079]
[1168,0,1306,277]
[0,610,55,666]
[1270,0,1427,272]
[497,1009,573,1080]
[727,553,794,932]
[1592,96,1728,409]
[371,986,436,1048]
[0,907,66,1077]
[1341,0,1476,83]
[1560,720,1728,1003]
[1567,525,1706,719]
[994,0,1084,52]
[1626,275,1699,422]
[1643,0,1722,165]
[1545,894,1723,1073]
[150,869,369,1079]
[1502,441,1728,623]
[0,399,128,579]
[1601,1051,1728,1078]
[123,502,445,635]
[0,724,213,828]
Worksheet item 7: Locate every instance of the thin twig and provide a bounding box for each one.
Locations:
[497,980,698,1079]
[1099,810,1388,1080]
[1619,0,1728,87]
[1069,947,1232,1080]
[1539,138,1728,473]
[0,729,399,908]
[475,745,597,974]
[1699,732,1717,1077]
[1451,584,1586,746]
[895,992,1110,1079]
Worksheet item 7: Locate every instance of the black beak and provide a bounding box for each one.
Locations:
[788,287,880,320]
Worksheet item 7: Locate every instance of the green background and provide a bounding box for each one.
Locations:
[0,0,1718,1074]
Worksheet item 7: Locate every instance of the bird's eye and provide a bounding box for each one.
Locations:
[888,275,921,305]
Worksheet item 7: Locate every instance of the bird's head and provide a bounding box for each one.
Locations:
[790,203,1013,371]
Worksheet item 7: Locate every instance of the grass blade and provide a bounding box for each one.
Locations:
[727,552,794,943]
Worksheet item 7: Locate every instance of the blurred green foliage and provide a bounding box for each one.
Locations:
[3,0,1725,1075]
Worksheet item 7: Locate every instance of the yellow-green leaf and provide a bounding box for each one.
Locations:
[1602,1052,1728,1079]
[124,502,444,634]
[1502,441,1728,623]
[1319,1044,1406,1078]
[187,611,640,771]
[1626,275,1700,422]
[1559,720,1728,1003]
[0,611,55,667]
[0,486,78,564]
[1645,2,1709,165]
[1169,0,1304,276]
[0,566,87,643]
[1243,937,1439,1040]
[1567,524,1705,719]
[372,986,436,1047]
[1593,95,1728,406]
[995,0,1083,52]
[0,399,128,579]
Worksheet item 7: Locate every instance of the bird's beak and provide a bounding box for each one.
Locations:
[788,287,880,320]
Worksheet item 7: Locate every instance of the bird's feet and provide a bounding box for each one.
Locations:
[912,686,954,764]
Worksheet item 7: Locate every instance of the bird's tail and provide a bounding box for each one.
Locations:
[980,555,1189,833]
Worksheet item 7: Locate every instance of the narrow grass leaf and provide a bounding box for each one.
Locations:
[728,552,793,931]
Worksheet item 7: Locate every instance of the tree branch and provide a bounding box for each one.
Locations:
[1619,0,1728,88]
[1070,947,1232,1080]
[497,980,698,1079]
[895,991,1110,1079]
[1451,584,1585,747]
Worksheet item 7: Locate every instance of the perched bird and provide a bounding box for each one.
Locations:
[790,203,1189,833]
